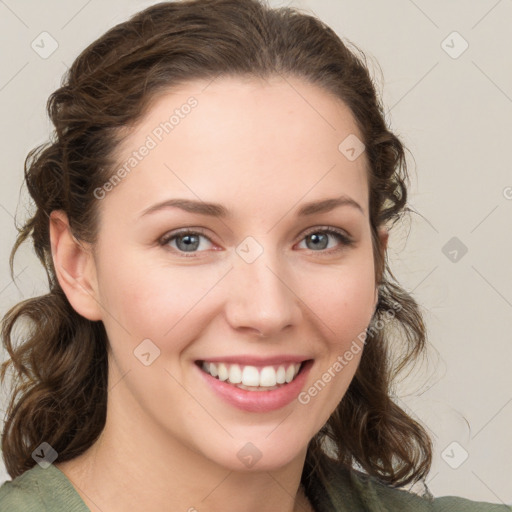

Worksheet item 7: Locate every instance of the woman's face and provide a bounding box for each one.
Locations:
[88,76,386,471]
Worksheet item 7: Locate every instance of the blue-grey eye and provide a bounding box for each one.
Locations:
[299,229,353,252]
[305,232,329,250]
[161,230,213,253]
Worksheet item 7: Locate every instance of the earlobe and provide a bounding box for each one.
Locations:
[374,226,389,309]
[379,226,389,252]
[49,210,102,321]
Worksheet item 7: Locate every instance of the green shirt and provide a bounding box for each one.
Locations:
[1,462,511,511]
[305,457,512,511]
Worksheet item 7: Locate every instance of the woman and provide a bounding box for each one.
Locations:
[0,0,510,510]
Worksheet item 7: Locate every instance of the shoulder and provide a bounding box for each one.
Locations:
[0,463,89,512]
[431,496,512,512]
[315,456,511,512]
[349,468,512,512]
[0,466,46,511]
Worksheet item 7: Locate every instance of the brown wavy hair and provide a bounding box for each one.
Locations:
[1,0,432,488]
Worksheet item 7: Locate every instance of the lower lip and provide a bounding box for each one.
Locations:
[196,360,313,413]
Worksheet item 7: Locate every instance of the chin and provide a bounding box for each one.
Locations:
[197,432,310,473]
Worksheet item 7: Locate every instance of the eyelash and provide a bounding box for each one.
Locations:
[158,226,354,258]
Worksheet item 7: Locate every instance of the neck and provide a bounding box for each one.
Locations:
[56,387,314,512]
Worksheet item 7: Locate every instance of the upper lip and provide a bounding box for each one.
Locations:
[196,355,312,366]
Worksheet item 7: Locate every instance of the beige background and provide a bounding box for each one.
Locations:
[0,0,511,504]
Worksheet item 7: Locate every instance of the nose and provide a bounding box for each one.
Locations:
[224,249,302,338]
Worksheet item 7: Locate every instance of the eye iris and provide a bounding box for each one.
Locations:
[307,232,328,250]
[177,234,200,252]
[168,230,342,254]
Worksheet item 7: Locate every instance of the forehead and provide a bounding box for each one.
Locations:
[137,74,364,152]
[106,75,369,219]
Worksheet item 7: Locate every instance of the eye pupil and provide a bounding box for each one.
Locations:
[177,234,200,252]
[307,233,328,250]
[163,228,349,256]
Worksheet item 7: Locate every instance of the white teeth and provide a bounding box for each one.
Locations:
[259,366,277,387]
[217,362,229,381]
[228,364,242,384]
[241,366,260,386]
[276,365,286,384]
[285,365,296,383]
[236,383,279,391]
[200,361,303,388]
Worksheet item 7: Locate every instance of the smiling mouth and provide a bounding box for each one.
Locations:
[195,360,310,391]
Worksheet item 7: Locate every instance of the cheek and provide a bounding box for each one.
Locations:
[301,256,377,345]
[96,252,222,351]
[296,258,375,425]
[300,253,376,414]
[95,235,376,360]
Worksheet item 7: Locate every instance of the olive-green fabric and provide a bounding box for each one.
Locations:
[0,464,88,511]
[1,461,511,511]
[305,457,512,511]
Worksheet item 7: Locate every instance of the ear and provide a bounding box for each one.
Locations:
[49,210,102,321]
[378,225,389,252]
[374,226,389,308]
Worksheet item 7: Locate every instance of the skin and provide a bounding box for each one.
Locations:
[50,75,388,512]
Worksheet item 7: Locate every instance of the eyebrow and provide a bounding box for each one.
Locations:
[139,194,364,219]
